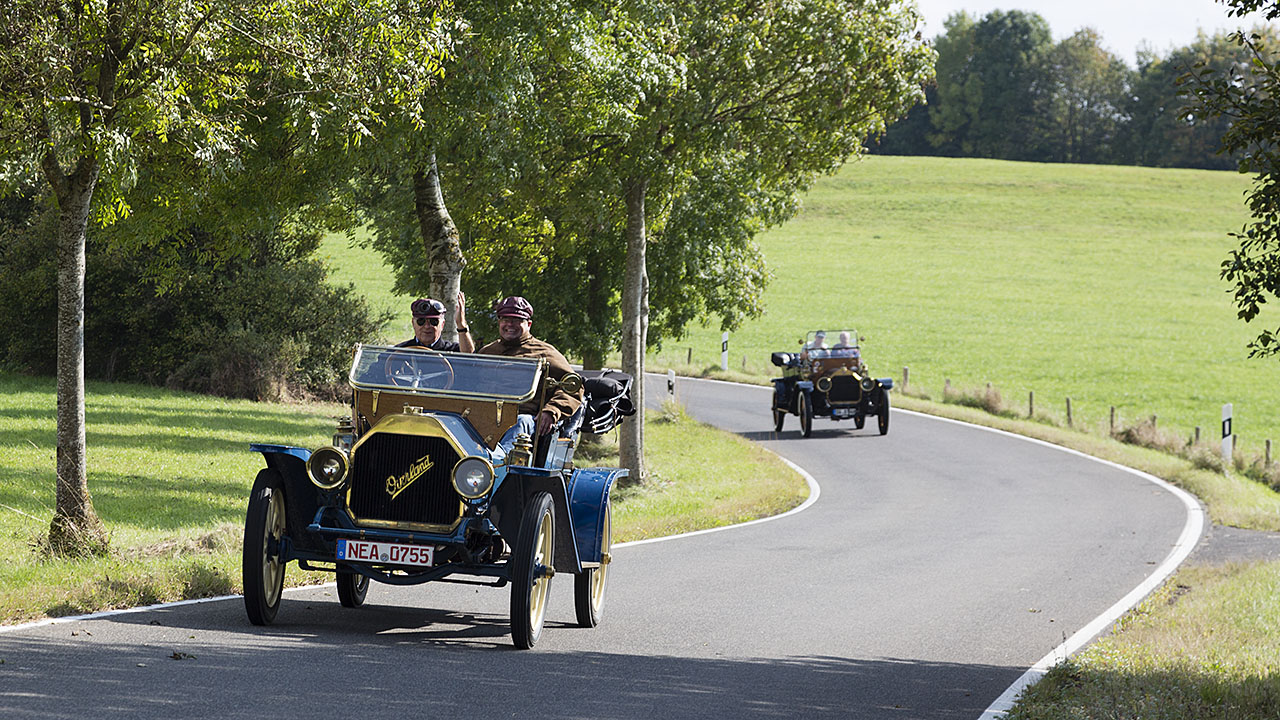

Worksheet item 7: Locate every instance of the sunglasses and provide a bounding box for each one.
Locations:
[415,317,441,327]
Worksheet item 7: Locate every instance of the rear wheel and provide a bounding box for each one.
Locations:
[511,492,555,649]
[798,392,813,438]
[575,499,611,628]
[337,571,369,608]
[243,469,286,625]
[878,391,891,436]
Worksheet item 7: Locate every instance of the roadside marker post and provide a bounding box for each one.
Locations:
[721,332,728,372]
[1222,403,1233,466]
[667,369,676,399]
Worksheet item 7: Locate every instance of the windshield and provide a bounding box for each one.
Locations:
[803,329,858,358]
[349,345,543,401]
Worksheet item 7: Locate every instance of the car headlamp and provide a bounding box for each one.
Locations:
[816,376,832,393]
[307,446,349,490]
[452,456,495,499]
[860,377,876,392]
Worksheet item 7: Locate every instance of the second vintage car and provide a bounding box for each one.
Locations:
[770,329,893,437]
[241,344,633,649]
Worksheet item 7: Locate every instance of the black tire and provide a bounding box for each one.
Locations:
[575,499,611,628]
[798,391,813,438]
[337,571,369,608]
[243,468,287,625]
[854,414,866,430]
[773,408,785,432]
[878,391,891,436]
[511,491,555,649]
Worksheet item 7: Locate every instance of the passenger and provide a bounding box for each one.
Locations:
[833,331,853,349]
[477,296,583,462]
[801,330,828,362]
[397,291,474,353]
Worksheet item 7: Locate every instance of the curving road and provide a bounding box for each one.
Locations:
[0,376,1197,719]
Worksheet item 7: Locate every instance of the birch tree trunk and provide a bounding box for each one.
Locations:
[43,151,109,554]
[412,152,465,343]
[620,178,649,483]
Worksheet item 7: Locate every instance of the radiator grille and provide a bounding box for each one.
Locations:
[348,433,461,528]
[827,376,863,404]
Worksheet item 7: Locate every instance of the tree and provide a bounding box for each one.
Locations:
[1183,1,1280,356]
[0,0,455,554]
[1040,29,1131,164]
[928,10,1053,159]
[595,0,933,478]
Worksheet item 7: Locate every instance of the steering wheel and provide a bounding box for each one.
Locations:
[385,350,455,390]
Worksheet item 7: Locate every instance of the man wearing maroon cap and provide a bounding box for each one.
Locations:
[397,291,473,353]
[479,296,582,456]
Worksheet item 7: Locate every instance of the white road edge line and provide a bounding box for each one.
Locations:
[668,375,1205,717]
[890,409,1205,719]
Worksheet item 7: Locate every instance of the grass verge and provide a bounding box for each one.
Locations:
[1008,562,1280,719]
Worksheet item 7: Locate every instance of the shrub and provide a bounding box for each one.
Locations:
[0,194,388,400]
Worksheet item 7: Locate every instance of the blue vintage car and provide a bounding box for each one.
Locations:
[242,344,632,649]
[770,329,893,437]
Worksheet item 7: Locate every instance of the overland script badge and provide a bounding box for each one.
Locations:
[386,454,434,499]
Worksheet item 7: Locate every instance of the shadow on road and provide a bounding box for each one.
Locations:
[0,601,1017,720]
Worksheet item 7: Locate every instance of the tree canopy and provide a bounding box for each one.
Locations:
[1184,1,1280,357]
[0,0,458,554]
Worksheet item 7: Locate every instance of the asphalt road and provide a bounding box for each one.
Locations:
[0,376,1197,719]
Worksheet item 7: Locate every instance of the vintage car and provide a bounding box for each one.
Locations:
[770,329,893,437]
[242,344,633,649]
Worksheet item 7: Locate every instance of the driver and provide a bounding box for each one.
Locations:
[397,292,474,353]
[478,296,582,461]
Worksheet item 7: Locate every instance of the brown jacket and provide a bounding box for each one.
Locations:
[478,335,582,422]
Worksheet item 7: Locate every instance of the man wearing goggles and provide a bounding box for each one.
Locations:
[396,291,474,352]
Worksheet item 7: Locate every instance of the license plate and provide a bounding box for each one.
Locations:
[337,539,434,567]
[835,408,853,418]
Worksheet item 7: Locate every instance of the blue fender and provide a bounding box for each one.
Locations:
[249,443,329,555]
[877,378,895,390]
[567,467,628,566]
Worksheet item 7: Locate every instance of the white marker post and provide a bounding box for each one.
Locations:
[721,332,729,372]
[1222,403,1234,467]
[667,368,676,399]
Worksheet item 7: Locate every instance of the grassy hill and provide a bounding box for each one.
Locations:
[655,156,1279,451]
[327,156,1278,452]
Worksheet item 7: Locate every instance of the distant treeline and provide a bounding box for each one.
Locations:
[874,10,1275,170]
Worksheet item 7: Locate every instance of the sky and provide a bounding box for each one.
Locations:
[914,0,1273,66]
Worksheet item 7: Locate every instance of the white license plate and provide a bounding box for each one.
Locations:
[337,539,434,567]
[835,408,853,418]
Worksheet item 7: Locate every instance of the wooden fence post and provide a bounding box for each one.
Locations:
[1195,426,1201,444]
[1267,439,1272,468]
[903,366,909,392]
[1110,406,1116,435]
[686,347,692,365]
[1066,397,1073,428]
[1028,391,1034,418]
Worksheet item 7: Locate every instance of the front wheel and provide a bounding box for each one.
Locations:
[575,500,611,628]
[854,414,866,430]
[337,571,369,608]
[798,391,813,438]
[773,408,785,432]
[243,469,287,625]
[511,492,555,649]
[878,391,891,436]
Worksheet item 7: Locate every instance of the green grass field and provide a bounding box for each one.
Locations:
[653,156,1280,452]
[330,157,1279,455]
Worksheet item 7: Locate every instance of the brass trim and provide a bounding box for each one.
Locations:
[346,413,471,531]
[372,390,380,414]
[496,400,503,424]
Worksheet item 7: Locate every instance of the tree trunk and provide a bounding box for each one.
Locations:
[412,152,466,343]
[619,178,649,483]
[43,152,109,555]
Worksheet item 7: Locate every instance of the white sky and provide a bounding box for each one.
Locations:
[914,0,1273,65]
